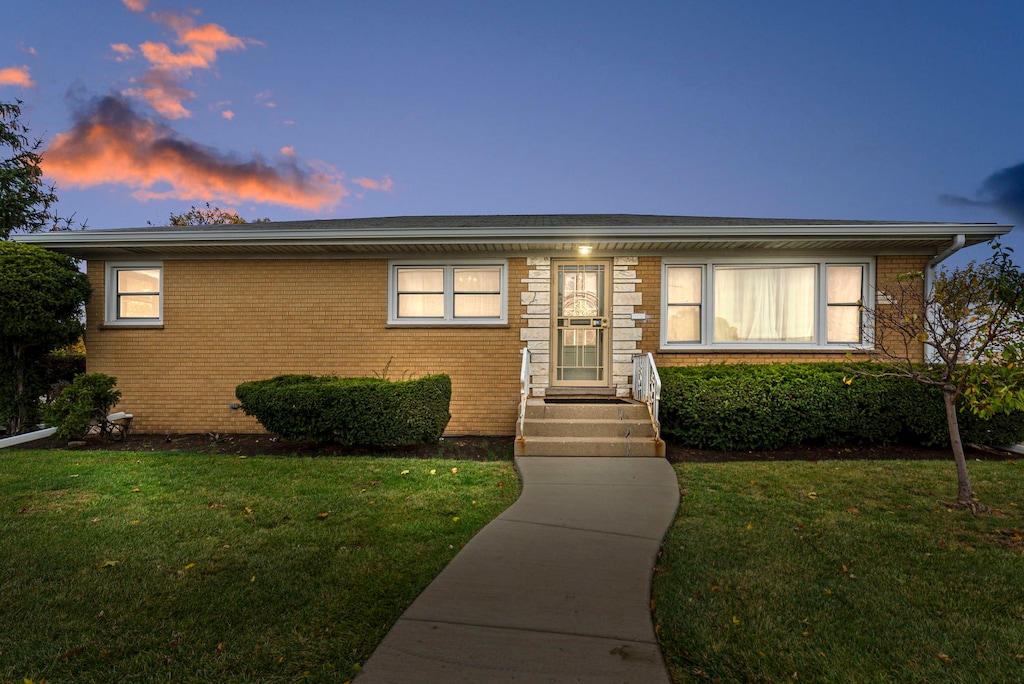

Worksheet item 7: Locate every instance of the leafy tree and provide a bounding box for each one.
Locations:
[167,203,270,226]
[0,242,91,435]
[865,244,1024,513]
[0,100,58,239]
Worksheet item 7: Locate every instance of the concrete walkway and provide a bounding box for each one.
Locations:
[355,457,680,683]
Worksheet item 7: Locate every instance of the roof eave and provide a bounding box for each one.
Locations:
[11,221,1012,260]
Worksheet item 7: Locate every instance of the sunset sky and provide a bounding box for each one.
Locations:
[3,0,1024,267]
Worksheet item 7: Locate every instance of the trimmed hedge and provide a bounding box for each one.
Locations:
[235,374,451,446]
[660,363,1024,451]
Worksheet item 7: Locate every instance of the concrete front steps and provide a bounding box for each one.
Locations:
[515,398,666,457]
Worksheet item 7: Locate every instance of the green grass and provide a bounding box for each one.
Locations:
[8,448,1024,683]
[0,450,520,683]
[653,460,1024,683]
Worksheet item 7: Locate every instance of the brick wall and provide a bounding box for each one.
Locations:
[873,254,930,365]
[85,253,930,436]
[85,258,528,436]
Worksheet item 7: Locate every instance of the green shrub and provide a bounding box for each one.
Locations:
[235,374,452,446]
[659,363,1024,451]
[43,373,121,440]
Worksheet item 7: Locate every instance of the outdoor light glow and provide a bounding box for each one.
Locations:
[577,244,593,256]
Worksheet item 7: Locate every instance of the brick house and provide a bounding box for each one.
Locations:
[16,214,1010,437]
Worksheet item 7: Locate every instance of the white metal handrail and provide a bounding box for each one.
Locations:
[632,352,662,440]
[518,347,531,438]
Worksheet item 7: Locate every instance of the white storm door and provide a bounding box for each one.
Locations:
[552,260,611,386]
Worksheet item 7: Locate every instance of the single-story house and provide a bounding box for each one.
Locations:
[15,214,1012,437]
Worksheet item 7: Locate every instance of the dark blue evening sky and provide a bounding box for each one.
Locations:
[3,0,1023,267]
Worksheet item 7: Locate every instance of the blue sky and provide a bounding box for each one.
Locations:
[3,0,1023,267]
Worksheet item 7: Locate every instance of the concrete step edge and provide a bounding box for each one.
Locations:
[513,436,666,458]
[521,423,657,438]
[524,407,652,420]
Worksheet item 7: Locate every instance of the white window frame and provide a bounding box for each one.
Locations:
[660,257,873,350]
[105,262,163,326]
[388,260,508,325]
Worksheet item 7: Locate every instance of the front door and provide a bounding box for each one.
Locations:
[551,260,611,387]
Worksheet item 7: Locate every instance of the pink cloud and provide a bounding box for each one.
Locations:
[111,43,136,62]
[121,12,251,119]
[254,90,276,108]
[141,13,246,73]
[352,176,394,192]
[45,96,347,213]
[0,65,35,88]
[122,68,195,119]
[221,109,234,120]
[122,0,148,11]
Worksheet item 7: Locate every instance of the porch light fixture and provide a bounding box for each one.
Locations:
[576,244,593,256]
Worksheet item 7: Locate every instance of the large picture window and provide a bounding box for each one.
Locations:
[390,261,506,324]
[662,259,870,348]
[714,265,816,342]
[105,262,163,325]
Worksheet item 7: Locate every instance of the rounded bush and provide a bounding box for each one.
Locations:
[235,374,452,446]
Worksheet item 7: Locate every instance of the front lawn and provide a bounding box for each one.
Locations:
[654,460,1024,683]
[0,450,519,683]
[7,447,1023,683]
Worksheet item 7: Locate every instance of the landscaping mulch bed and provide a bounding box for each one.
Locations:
[26,432,1018,463]
[30,432,515,460]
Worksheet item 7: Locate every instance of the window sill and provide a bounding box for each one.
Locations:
[658,346,868,354]
[385,323,510,329]
[100,323,165,330]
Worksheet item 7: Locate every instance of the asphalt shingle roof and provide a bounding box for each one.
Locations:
[100,213,961,233]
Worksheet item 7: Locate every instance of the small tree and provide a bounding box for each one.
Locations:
[865,244,1024,512]
[167,203,270,226]
[0,242,91,434]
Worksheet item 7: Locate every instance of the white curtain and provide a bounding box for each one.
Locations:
[826,265,863,342]
[714,266,815,341]
[454,268,501,317]
[666,266,702,342]
[397,268,444,317]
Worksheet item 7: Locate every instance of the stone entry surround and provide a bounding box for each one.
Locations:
[520,256,642,397]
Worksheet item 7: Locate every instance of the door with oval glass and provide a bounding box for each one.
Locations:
[552,259,611,386]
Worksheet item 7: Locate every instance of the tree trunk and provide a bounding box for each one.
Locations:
[12,346,26,436]
[943,389,976,508]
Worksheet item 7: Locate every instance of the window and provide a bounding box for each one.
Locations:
[389,261,506,324]
[397,268,445,318]
[826,265,865,343]
[105,263,163,325]
[665,266,702,343]
[714,265,816,342]
[662,259,869,348]
[453,267,502,318]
